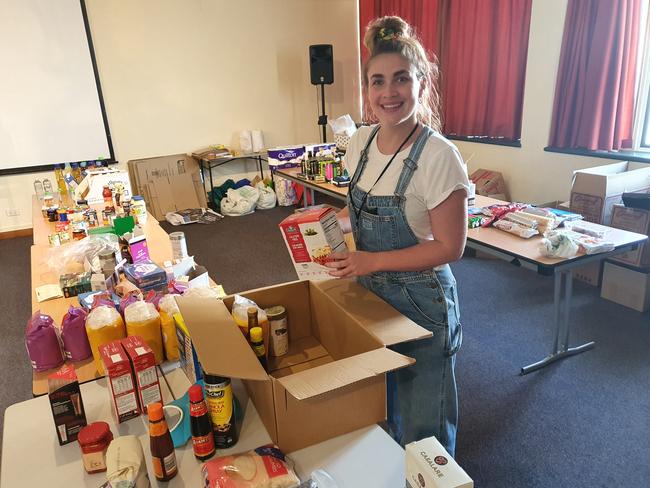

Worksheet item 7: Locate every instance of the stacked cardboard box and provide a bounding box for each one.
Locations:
[127,154,208,221]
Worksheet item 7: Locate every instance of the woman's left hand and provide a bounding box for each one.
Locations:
[325,250,377,278]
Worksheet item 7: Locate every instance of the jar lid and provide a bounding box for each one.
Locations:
[265,305,286,318]
[250,326,263,342]
[78,421,112,446]
[132,195,143,201]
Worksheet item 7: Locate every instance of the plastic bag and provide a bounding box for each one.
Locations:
[86,305,126,375]
[182,287,223,299]
[25,311,64,372]
[221,186,260,216]
[158,294,181,361]
[275,177,299,206]
[61,306,92,361]
[539,232,579,258]
[231,295,268,339]
[124,301,163,364]
[256,182,277,210]
[202,444,300,488]
[44,234,120,277]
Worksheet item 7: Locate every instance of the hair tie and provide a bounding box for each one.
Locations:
[377,27,398,42]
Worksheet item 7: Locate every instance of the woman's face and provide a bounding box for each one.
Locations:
[365,53,422,128]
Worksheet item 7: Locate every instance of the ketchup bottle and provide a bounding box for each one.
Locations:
[189,384,216,461]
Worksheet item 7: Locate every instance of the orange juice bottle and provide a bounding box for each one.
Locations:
[85,306,126,375]
[124,301,163,364]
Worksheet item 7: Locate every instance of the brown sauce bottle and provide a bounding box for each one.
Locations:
[148,402,178,481]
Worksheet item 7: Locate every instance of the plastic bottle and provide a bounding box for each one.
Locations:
[102,185,113,208]
[54,164,68,196]
[148,402,178,481]
[33,179,44,199]
[249,326,268,372]
[188,384,216,461]
[71,162,83,183]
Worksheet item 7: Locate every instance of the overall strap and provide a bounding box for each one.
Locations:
[394,126,432,197]
[349,125,381,190]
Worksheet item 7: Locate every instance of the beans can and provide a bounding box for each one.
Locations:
[203,374,238,449]
[265,305,289,357]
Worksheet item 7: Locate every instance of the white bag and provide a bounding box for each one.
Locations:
[256,182,276,209]
[220,185,260,216]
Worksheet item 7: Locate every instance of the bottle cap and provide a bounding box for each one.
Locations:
[247,307,258,318]
[147,402,164,421]
[250,326,263,342]
[188,384,205,403]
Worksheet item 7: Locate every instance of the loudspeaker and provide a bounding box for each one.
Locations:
[309,44,334,85]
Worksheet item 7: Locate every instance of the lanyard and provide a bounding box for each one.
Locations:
[351,122,419,222]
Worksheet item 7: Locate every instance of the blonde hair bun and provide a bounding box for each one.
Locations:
[364,16,412,54]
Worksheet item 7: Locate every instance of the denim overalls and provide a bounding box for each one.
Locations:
[348,125,462,456]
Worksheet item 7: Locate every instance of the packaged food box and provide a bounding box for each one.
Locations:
[123,260,167,292]
[174,312,203,384]
[267,146,305,170]
[176,279,431,453]
[48,365,87,445]
[59,271,92,298]
[406,436,473,488]
[279,207,347,280]
[99,340,140,423]
[121,335,162,413]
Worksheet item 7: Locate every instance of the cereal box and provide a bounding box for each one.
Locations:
[279,207,347,280]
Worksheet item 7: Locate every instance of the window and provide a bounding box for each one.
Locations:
[633,1,650,149]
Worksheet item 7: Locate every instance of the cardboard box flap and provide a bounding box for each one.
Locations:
[314,279,432,345]
[276,348,414,400]
[175,296,268,381]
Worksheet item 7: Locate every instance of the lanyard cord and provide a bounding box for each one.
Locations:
[352,122,419,222]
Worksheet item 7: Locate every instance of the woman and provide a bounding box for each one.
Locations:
[325,16,469,456]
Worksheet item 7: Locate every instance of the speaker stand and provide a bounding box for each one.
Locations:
[317,83,327,143]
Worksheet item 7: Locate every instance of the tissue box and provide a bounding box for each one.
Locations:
[268,146,305,170]
[406,436,473,488]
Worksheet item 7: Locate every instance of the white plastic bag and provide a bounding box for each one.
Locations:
[220,185,260,216]
[256,182,276,209]
[539,232,579,258]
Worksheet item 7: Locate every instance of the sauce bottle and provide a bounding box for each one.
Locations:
[246,307,259,340]
[249,326,268,372]
[102,185,113,208]
[189,384,216,461]
[148,402,178,481]
[203,373,238,449]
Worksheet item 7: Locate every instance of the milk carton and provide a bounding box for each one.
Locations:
[406,436,473,488]
[279,207,347,280]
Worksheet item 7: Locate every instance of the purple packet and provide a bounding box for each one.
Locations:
[119,294,140,316]
[61,306,92,361]
[25,311,64,372]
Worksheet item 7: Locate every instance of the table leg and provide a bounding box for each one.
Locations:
[258,155,264,180]
[521,269,595,375]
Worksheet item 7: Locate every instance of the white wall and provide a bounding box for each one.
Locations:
[456,0,618,204]
[0,0,361,231]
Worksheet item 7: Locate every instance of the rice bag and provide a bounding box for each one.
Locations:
[202,444,300,488]
[25,311,64,372]
[158,294,181,361]
[61,306,92,361]
[86,305,126,375]
[124,301,163,364]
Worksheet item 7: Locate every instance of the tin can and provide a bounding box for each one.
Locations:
[86,209,98,227]
[58,209,68,222]
[48,233,61,247]
[203,374,238,449]
[169,232,188,261]
[265,306,289,357]
[47,208,58,222]
[121,199,131,217]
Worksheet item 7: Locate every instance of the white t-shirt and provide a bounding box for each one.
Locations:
[345,125,469,241]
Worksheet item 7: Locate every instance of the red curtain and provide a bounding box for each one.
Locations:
[548,0,641,151]
[440,0,532,140]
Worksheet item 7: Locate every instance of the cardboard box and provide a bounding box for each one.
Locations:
[48,365,87,445]
[174,312,203,384]
[469,169,508,201]
[601,262,650,312]
[127,153,207,220]
[609,205,650,268]
[279,207,348,280]
[175,279,431,453]
[406,436,473,488]
[267,146,305,170]
[570,162,650,225]
[99,341,141,423]
[74,169,133,205]
[573,261,602,287]
[121,336,162,413]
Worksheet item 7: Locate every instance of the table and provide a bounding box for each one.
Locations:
[197,152,266,206]
[467,195,647,374]
[2,364,405,487]
[273,166,347,206]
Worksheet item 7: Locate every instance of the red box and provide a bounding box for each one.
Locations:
[121,336,162,413]
[99,341,140,423]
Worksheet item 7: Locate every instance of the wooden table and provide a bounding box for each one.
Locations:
[467,195,648,374]
[2,364,406,487]
[273,166,347,206]
[30,197,173,395]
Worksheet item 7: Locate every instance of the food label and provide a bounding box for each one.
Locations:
[192,433,216,458]
[152,452,177,479]
[205,382,233,428]
[269,317,289,356]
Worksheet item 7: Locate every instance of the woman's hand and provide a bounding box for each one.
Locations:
[325,250,378,278]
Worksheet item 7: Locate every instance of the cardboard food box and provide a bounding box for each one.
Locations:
[469,169,508,201]
[99,341,140,423]
[121,336,162,413]
[279,207,347,280]
[267,146,305,170]
[74,169,133,205]
[608,205,650,268]
[601,261,650,312]
[570,162,650,225]
[48,365,87,445]
[174,313,203,384]
[175,279,431,453]
[573,261,603,287]
[406,436,473,488]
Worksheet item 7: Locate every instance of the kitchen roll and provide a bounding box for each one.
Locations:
[251,130,265,152]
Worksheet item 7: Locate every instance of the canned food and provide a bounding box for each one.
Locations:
[265,305,289,357]
[169,232,188,261]
[48,233,61,247]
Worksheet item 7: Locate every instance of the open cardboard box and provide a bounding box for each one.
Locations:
[176,279,431,453]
